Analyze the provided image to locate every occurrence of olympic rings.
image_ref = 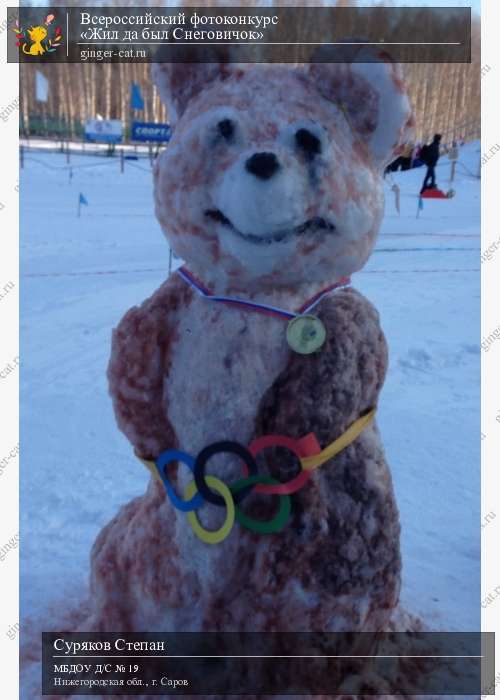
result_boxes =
[230,475,291,534]
[137,409,376,545]
[155,449,204,512]
[245,433,322,495]
[194,441,258,507]
[185,476,235,545]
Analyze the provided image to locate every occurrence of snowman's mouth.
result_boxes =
[205,209,336,245]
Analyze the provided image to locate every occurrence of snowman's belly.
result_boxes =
[165,296,291,478]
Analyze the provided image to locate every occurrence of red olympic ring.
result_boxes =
[244,432,322,495]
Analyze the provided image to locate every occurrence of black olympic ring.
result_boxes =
[193,440,258,507]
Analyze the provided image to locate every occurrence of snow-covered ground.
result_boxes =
[20,143,480,632]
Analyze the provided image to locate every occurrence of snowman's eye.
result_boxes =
[295,128,322,159]
[218,119,235,140]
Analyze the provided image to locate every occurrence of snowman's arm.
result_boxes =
[254,287,388,446]
[253,288,397,599]
[107,276,192,460]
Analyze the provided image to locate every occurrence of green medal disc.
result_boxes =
[286,314,326,354]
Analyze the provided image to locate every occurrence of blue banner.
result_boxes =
[131,121,171,143]
[130,82,144,111]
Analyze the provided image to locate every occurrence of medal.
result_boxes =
[286,314,326,354]
[178,267,348,355]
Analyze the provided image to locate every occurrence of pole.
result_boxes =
[391,183,400,215]
[450,160,455,183]
[120,148,124,173]
[20,144,24,169]
[416,196,422,219]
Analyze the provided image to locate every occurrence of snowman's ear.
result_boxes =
[152,50,233,126]
[304,47,415,168]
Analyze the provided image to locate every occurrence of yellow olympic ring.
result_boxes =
[184,476,235,545]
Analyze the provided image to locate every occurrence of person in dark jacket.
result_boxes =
[420,133,442,192]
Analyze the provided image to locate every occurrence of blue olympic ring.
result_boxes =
[155,449,204,512]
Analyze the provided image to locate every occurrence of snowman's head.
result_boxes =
[153,52,413,293]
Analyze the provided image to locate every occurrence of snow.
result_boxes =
[20,142,480,632]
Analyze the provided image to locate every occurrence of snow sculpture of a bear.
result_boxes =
[92,54,414,695]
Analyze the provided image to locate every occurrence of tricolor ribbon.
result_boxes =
[177,267,351,321]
